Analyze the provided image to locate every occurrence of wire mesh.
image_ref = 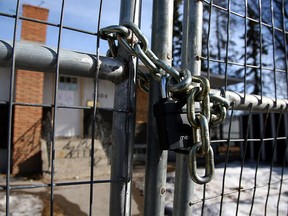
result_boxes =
[185,0,288,215]
[0,0,142,215]
[0,0,288,216]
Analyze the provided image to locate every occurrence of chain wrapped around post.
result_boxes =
[99,23,230,184]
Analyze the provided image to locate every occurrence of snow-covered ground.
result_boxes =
[0,193,43,216]
[134,162,288,215]
[165,162,288,215]
[1,162,287,215]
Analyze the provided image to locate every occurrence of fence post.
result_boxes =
[109,0,140,215]
[173,0,204,215]
[144,0,173,215]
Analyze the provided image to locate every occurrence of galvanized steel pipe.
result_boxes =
[211,89,288,113]
[0,40,125,83]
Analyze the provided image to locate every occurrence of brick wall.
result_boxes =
[12,5,49,175]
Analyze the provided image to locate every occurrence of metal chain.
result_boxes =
[99,23,230,184]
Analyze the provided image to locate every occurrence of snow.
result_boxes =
[0,162,287,215]
[0,193,43,216]
[136,162,288,215]
[167,162,288,215]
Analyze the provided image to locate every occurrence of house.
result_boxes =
[0,4,115,176]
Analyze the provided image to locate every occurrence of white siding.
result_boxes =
[81,78,115,108]
[42,74,115,138]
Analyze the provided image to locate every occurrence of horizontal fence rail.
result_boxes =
[211,89,288,113]
[0,40,125,82]
[1,40,287,113]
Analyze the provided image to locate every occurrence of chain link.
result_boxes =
[100,23,229,184]
[210,94,230,126]
[186,77,214,183]
[189,142,215,184]
[137,70,150,93]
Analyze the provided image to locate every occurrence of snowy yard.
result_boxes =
[0,193,43,216]
[1,162,287,215]
[164,162,288,215]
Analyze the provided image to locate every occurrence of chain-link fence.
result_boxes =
[0,0,287,215]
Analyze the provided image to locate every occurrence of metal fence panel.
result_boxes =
[0,0,139,215]
[1,0,288,216]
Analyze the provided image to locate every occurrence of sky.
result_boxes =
[0,0,153,55]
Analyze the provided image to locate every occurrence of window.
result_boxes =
[59,76,78,91]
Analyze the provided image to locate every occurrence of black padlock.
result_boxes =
[153,97,192,153]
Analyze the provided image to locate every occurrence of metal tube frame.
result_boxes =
[109,0,140,215]
[0,40,125,83]
[144,0,173,215]
[173,0,204,215]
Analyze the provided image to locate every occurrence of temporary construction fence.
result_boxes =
[0,0,287,216]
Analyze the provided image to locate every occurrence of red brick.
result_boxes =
[12,5,48,175]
